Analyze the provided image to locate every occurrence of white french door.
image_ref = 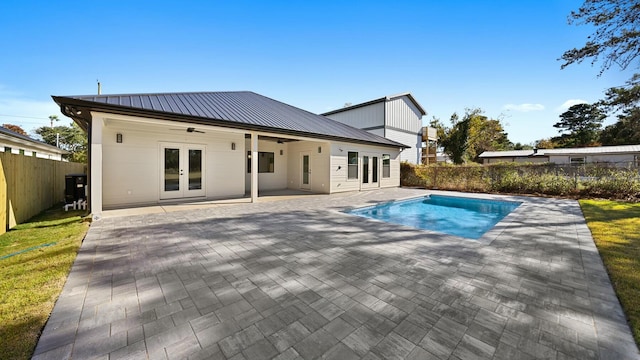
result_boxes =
[160,143,206,199]
[361,154,380,190]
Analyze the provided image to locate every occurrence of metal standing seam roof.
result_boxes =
[478,150,536,158]
[480,144,640,158]
[52,91,408,148]
[321,92,427,117]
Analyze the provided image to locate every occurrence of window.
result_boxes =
[247,151,275,173]
[635,155,640,167]
[348,152,358,179]
[570,157,585,166]
[372,156,378,183]
[382,154,391,178]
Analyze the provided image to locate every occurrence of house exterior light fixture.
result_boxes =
[116,133,123,143]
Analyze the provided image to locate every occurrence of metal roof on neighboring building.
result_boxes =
[543,145,640,155]
[321,92,427,116]
[479,144,640,158]
[0,126,67,153]
[52,91,408,148]
[478,150,536,158]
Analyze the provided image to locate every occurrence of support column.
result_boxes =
[90,117,104,220]
[251,132,258,202]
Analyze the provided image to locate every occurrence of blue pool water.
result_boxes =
[347,195,521,239]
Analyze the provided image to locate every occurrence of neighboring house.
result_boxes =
[479,145,640,166]
[52,91,408,218]
[321,93,427,164]
[0,126,67,160]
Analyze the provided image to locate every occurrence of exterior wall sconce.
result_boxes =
[116,133,123,143]
[280,149,283,156]
[231,142,236,150]
[318,146,322,154]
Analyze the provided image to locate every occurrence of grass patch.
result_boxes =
[580,199,640,346]
[0,208,89,360]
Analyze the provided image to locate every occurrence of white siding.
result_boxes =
[244,139,288,192]
[385,96,423,133]
[286,141,331,193]
[101,117,245,208]
[548,154,638,166]
[329,142,400,193]
[324,102,385,131]
[386,128,421,164]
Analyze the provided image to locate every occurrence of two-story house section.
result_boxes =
[322,93,427,164]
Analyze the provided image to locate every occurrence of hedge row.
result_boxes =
[401,162,640,201]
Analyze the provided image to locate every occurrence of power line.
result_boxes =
[0,113,51,120]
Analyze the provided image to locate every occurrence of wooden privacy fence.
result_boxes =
[0,151,86,234]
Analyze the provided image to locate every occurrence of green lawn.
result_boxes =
[580,199,640,346]
[0,208,89,360]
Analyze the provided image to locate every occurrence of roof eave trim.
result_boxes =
[53,97,406,149]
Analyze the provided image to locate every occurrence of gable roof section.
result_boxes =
[321,92,427,117]
[0,126,67,154]
[52,91,407,148]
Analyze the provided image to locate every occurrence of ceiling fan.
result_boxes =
[169,127,205,133]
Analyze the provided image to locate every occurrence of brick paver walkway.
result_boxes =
[32,189,639,359]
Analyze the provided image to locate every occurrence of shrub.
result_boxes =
[399,161,638,201]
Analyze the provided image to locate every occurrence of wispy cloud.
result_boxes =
[502,103,545,112]
[555,99,588,112]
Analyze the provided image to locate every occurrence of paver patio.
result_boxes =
[32,189,639,359]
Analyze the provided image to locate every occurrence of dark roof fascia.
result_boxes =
[53,96,408,149]
[321,93,427,116]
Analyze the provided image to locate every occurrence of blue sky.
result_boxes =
[0,1,631,144]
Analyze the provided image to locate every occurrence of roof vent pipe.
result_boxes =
[97,79,101,95]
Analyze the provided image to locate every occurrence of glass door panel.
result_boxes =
[372,156,378,183]
[188,149,202,190]
[164,148,180,192]
[362,156,369,184]
[302,155,310,185]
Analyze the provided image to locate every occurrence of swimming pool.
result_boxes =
[347,195,521,239]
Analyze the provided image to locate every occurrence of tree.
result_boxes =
[535,138,559,149]
[561,1,640,145]
[438,108,511,164]
[49,115,59,128]
[467,114,511,161]
[33,120,87,162]
[599,108,640,144]
[560,0,640,75]
[553,103,605,147]
[439,112,469,164]
[2,123,28,136]
[599,74,640,144]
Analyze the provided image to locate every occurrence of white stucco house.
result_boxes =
[479,145,640,166]
[321,93,427,164]
[53,91,408,218]
[0,126,68,160]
